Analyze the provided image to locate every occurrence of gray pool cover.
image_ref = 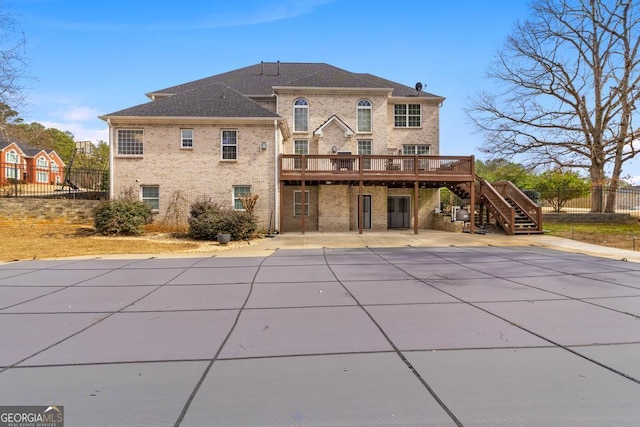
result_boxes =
[1,246,640,426]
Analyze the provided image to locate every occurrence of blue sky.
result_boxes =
[10,0,640,183]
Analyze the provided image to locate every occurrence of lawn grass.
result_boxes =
[544,222,640,251]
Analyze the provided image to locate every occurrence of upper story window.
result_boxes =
[181,129,193,148]
[357,139,372,169]
[221,130,238,160]
[5,149,19,163]
[293,98,309,132]
[37,156,48,168]
[357,99,372,133]
[51,163,59,173]
[294,139,309,155]
[117,129,144,155]
[394,104,421,127]
[402,144,430,155]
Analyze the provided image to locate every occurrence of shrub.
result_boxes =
[187,197,257,241]
[94,199,153,235]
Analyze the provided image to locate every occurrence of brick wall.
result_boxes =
[0,199,99,225]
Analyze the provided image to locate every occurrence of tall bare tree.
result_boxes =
[468,0,640,212]
[0,1,26,109]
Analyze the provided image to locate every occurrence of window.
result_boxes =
[36,157,49,183]
[357,99,372,133]
[357,139,372,169]
[402,144,430,155]
[117,129,144,155]
[181,129,193,148]
[5,149,18,163]
[294,139,308,169]
[51,163,59,173]
[293,190,309,216]
[5,150,19,180]
[293,98,309,132]
[37,156,48,168]
[233,185,251,210]
[402,145,430,171]
[141,185,159,210]
[294,139,309,155]
[222,130,238,160]
[394,104,421,127]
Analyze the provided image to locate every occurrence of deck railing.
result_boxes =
[280,155,474,181]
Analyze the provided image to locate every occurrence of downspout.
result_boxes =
[108,118,114,200]
[274,119,280,232]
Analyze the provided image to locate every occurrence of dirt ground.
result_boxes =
[0,223,259,262]
[1,221,638,262]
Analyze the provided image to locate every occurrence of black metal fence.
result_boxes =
[1,162,108,199]
[528,185,640,214]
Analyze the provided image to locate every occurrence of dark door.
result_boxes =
[387,196,410,228]
[358,195,372,229]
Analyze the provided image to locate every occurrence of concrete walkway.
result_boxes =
[1,232,640,426]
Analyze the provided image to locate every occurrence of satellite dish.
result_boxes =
[415,82,423,92]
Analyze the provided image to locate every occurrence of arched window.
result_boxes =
[357,99,372,133]
[5,149,18,163]
[37,156,49,168]
[293,98,309,132]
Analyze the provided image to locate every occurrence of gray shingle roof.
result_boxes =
[104,82,280,118]
[151,62,441,98]
[104,62,444,119]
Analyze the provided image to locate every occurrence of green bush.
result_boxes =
[94,199,153,235]
[187,197,257,241]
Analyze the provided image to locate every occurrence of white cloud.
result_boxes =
[56,106,101,122]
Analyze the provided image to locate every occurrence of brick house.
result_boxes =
[102,62,497,234]
[0,139,66,185]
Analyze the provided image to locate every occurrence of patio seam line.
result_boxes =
[413,246,640,320]
[443,253,640,320]
[0,258,200,375]
[322,247,465,427]
[0,257,149,311]
[395,248,640,386]
[172,253,268,427]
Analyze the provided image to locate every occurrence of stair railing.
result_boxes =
[477,177,516,235]
[492,181,542,232]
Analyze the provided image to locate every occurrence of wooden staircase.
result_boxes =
[452,177,543,235]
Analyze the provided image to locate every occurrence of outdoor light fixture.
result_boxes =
[260,141,268,150]
[331,145,338,153]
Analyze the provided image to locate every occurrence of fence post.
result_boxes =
[13,164,18,197]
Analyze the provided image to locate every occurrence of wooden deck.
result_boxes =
[280,154,475,184]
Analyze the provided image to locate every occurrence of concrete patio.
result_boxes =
[1,231,640,426]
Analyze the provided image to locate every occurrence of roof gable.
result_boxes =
[314,115,354,138]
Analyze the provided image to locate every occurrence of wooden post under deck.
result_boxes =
[469,179,475,234]
[358,180,364,235]
[301,155,306,235]
[413,180,419,234]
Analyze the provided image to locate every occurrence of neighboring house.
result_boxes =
[0,138,66,185]
[101,62,479,233]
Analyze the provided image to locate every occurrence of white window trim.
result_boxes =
[293,190,310,217]
[117,129,144,156]
[293,98,309,133]
[221,129,238,161]
[181,128,194,149]
[233,185,251,210]
[357,99,373,133]
[140,185,160,211]
[394,104,422,128]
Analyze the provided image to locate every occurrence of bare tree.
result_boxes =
[468,0,640,212]
[0,2,26,109]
